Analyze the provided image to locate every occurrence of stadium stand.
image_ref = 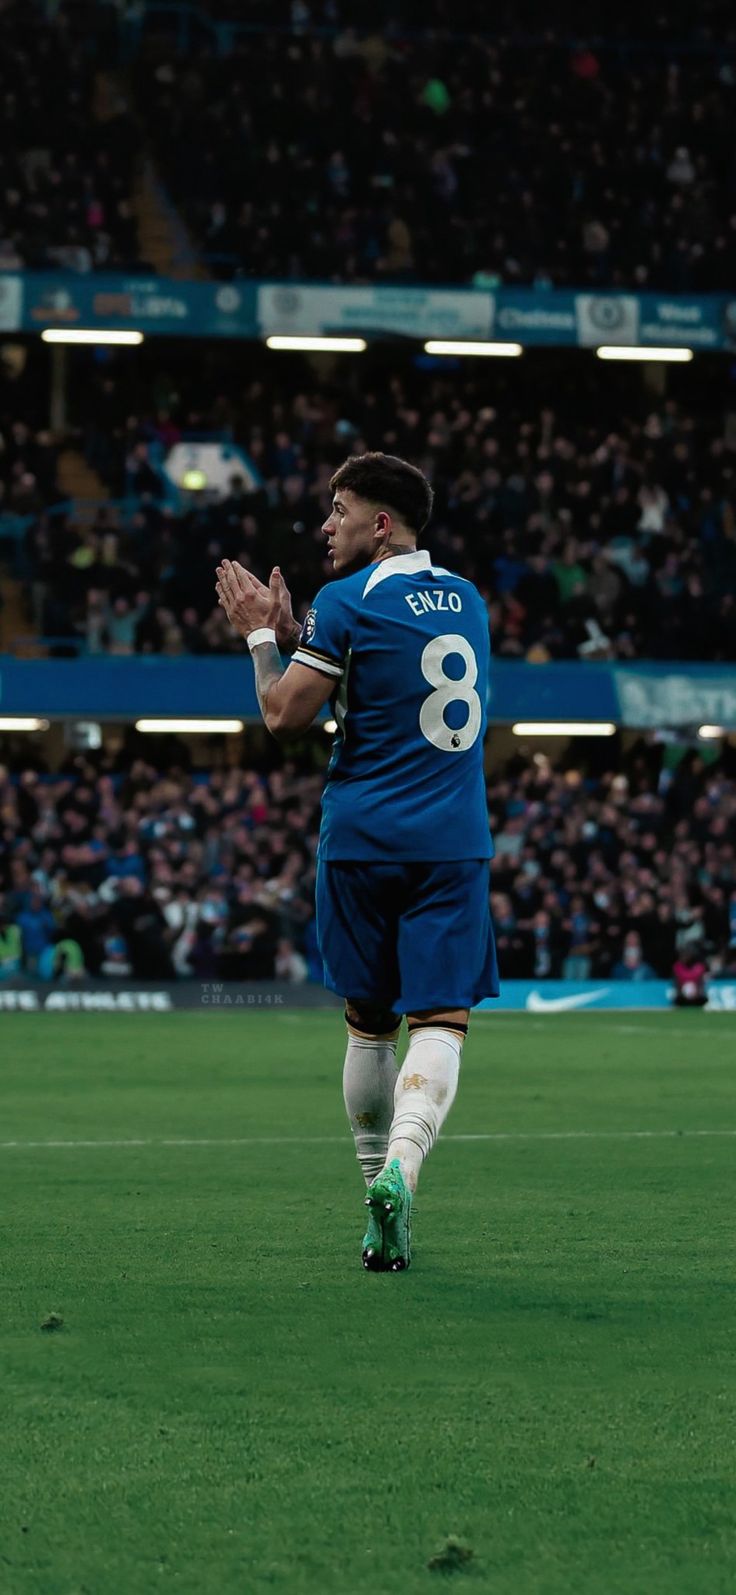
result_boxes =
[1,743,734,983]
[1,3,734,995]
[6,352,736,663]
[0,3,140,273]
[3,0,734,287]
[133,3,736,287]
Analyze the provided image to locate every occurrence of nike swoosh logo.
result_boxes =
[526,989,610,1013]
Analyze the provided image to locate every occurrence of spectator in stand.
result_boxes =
[526,908,565,980]
[0,913,22,977]
[15,887,56,973]
[727,889,736,964]
[672,945,709,1007]
[611,930,657,981]
[38,938,86,980]
[275,937,309,983]
[562,894,596,981]
[100,925,133,979]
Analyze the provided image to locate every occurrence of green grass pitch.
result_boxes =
[2,1010,735,1595]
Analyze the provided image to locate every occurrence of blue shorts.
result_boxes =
[315,859,499,1014]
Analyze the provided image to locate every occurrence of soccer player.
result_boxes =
[215,452,497,1271]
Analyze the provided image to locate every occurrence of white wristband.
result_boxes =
[247,627,277,651]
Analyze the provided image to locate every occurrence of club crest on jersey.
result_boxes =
[301,607,317,642]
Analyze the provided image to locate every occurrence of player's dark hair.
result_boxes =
[329,452,434,536]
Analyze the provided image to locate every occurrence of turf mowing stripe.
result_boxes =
[1,1129,736,1150]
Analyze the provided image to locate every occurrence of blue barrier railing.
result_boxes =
[10,633,92,657]
[0,656,734,728]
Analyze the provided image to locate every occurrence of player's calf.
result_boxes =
[342,1000,401,1189]
[383,1010,468,1194]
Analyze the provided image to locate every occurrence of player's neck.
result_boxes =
[374,540,418,564]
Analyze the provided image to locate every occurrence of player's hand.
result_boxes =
[268,566,300,652]
[215,559,274,639]
[215,560,299,649]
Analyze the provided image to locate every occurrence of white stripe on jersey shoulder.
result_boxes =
[292,648,343,679]
[362,549,433,599]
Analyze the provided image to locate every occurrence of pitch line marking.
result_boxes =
[1,1129,735,1151]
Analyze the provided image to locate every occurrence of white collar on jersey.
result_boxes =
[362,548,433,598]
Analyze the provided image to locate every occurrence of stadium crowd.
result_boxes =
[0,754,321,984]
[0,3,139,274]
[2,0,734,287]
[13,362,736,663]
[1,742,735,985]
[137,10,736,288]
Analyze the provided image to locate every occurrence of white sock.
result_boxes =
[343,1032,399,1186]
[385,1027,462,1192]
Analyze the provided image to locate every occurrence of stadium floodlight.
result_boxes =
[41,329,145,346]
[595,345,693,363]
[0,717,49,731]
[323,719,338,734]
[512,722,617,737]
[424,340,523,357]
[181,469,208,491]
[698,725,725,740]
[265,336,367,352]
[135,719,244,733]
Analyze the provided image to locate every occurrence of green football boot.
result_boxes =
[362,1159,412,1272]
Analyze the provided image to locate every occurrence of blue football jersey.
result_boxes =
[292,549,493,862]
